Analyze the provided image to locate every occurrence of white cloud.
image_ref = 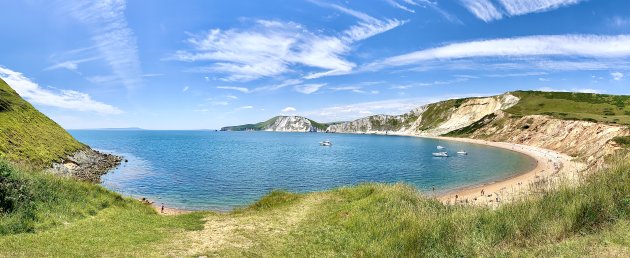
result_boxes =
[460,0,503,22]
[173,4,403,82]
[44,57,99,71]
[537,87,602,94]
[386,0,416,13]
[371,34,630,69]
[216,86,250,93]
[611,72,624,81]
[294,83,326,94]
[0,67,122,115]
[225,95,238,100]
[461,0,584,22]
[329,86,380,94]
[497,0,584,16]
[237,105,253,110]
[182,86,189,92]
[281,107,297,113]
[64,1,143,89]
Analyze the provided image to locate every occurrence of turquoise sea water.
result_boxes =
[69,130,536,211]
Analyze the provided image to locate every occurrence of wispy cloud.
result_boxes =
[460,0,503,22]
[329,86,379,94]
[460,0,584,22]
[236,105,253,110]
[294,83,327,94]
[44,57,99,72]
[172,2,403,82]
[369,34,630,71]
[537,87,602,94]
[497,0,584,16]
[281,106,297,113]
[0,66,122,114]
[182,86,190,92]
[611,71,624,81]
[216,86,250,93]
[63,0,143,89]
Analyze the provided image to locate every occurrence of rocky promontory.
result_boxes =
[48,148,123,183]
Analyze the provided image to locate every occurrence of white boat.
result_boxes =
[432,151,448,157]
[319,140,332,146]
[457,150,468,155]
[436,145,446,150]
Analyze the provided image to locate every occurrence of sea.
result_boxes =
[69,130,536,211]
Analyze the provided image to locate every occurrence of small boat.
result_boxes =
[432,151,448,157]
[436,145,446,150]
[457,150,468,155]
[319,140,332,146]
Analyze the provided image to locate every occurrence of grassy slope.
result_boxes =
[220,116,280,131]
[507,91,630,125]
[0,161,206,257]
[0,78,84,167]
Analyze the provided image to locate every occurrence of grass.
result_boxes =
[0,78,84,168]
[1,154,629,256]
[506,91,630,125]
[189,154,630,257]
[0,160,206,257]
[612,136,630,148]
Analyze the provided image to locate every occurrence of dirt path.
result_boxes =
[158,194,328,256]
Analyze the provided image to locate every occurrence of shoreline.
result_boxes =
[322,131,585,206]
[424,136,583,206]
[131,131,584,213]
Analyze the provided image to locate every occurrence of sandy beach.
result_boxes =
[428,136,586,207]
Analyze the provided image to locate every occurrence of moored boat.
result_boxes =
[320,140,332,146]
[432,151,448,157]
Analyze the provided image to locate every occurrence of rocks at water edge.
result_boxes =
[47,148,122,183]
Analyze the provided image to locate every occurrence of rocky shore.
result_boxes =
[48,148,123,183]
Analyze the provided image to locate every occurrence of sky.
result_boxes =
[0,0,629,130]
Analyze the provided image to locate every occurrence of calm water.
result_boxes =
[69,130,536,211]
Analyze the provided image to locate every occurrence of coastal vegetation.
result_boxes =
[0,160,206,256]
[0,79,84,168]
[506,91,630,125]
[1,154,628,256]
[1,79,629,256]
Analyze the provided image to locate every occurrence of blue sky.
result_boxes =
[1,0,629,129]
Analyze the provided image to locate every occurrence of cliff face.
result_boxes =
[326,93,519,135]
[263,116,323,132]
[468,112,629,167]
[221,116,325,132]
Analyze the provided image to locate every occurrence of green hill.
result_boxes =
[0,78,84,168]
[220,116,280,131]
[507,91,630,125]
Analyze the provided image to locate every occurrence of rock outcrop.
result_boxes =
[263,116,323,132]
[221,116,326,132]
[326,93,519,135]
[48,148,123,183]
[468,112,629,168]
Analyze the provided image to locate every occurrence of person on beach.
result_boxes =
[161,204,164,214]
[481,189,485,196]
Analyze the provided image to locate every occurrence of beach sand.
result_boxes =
[428,136,586,207]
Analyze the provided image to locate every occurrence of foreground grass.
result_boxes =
[1,156,629,257]
[0,161,206,257]
[188,156,630,257]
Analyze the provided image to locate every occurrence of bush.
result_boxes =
[0,162,32,214]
